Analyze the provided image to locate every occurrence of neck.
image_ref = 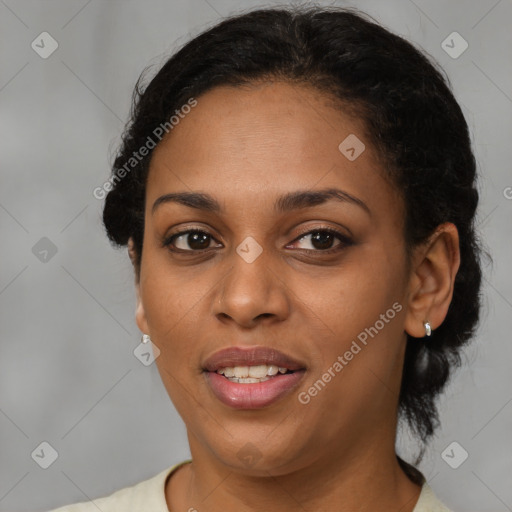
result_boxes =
[166,434,422,512]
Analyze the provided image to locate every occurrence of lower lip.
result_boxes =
[204,370,305,409]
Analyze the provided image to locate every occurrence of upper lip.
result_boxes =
[203,346,306,372]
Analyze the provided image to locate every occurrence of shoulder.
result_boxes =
[413,482,454,512]
[48,461,191,512]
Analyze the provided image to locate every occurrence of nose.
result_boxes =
[212,248,290,328]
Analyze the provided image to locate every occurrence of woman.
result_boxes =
[51,5,482,511]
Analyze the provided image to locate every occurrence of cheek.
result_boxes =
[140,268,204,365]
[296,253,407,396]
[143,273,205,411]
[301,258,402,335]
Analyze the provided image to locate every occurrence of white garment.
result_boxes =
[48,460,453,512]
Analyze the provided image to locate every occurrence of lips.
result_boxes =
[203,346,305,372]
[202,346,307,409]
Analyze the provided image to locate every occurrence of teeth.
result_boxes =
[216,364,290,379]
[267,365,279,376]
[230,377,271,384]
[248,365,268,378]
[233,366,249,378]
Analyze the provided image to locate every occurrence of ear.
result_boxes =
[128,237,149,335]
[404,223,460,338]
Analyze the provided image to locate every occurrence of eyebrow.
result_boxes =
[151,187,370,216]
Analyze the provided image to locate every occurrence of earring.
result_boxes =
[141,334,151,344]
[423,321,432,337]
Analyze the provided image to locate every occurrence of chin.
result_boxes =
[204,436,307,477]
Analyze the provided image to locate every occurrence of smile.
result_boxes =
[203,346,307,409]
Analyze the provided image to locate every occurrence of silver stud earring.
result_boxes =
[141,333,151,344]
[423,321,432,337]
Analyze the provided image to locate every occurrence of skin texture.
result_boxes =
[128,81,460,512]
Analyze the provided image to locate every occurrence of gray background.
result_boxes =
[0,0,511,511]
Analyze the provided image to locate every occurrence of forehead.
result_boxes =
[146,81,400,219]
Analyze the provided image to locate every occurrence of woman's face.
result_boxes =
[136,81,413,474]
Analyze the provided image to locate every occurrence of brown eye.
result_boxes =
[291,228,351,253]
[308,231,336,250]
[165,230,219,252]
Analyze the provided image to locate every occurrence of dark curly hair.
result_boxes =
[101,5,483,474]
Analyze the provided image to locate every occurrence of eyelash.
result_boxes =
[162,226,352,255]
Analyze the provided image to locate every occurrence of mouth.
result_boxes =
[202,346,307,409]
[215,363,295,383]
